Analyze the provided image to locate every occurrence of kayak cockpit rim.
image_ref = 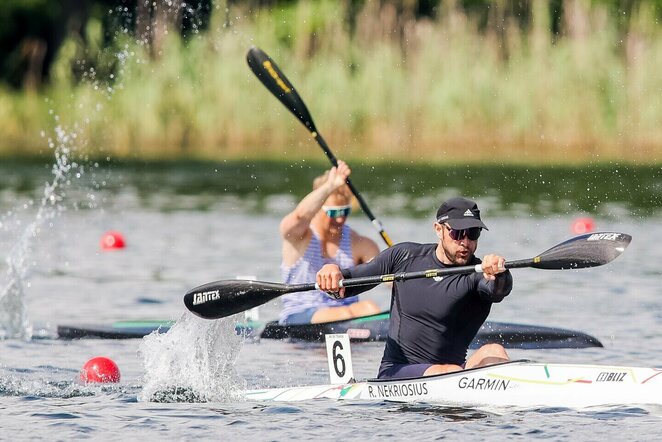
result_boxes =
[364,359,532,383]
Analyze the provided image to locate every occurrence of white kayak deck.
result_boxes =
[245,360,662,409]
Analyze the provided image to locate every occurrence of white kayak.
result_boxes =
[245,360,662,409]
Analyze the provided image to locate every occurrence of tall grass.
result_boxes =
[1,0,661,164]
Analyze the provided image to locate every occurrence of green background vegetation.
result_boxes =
[1,0,661,164]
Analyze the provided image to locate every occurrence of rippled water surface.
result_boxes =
[0,161,660,440]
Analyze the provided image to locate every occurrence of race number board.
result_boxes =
[325,333,354,384]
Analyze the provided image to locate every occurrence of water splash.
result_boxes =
[138,312,246,403]
[0,368,136,399]
[0,376,100,399]
[0,126,80,340]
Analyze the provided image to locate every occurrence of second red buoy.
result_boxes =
[100,231,126,250]
[571,217,596,234]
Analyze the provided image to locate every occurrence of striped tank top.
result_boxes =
[279,224,357,323]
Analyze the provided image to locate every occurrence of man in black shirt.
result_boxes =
[316,197,513,380]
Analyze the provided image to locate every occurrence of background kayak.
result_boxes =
[57,313,603,349]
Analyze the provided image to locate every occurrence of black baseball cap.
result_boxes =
[436,197,488,230]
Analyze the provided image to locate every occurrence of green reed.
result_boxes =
[1,0,661,164]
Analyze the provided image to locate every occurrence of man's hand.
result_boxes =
[327,160,351,191]
[317,263,346,298]
[481,254,506,281]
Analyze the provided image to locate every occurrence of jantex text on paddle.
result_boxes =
[192,290,220,306]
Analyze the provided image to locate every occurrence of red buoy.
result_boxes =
[80,357,121,383]
[571,217,596,235]
[100,231,125,250]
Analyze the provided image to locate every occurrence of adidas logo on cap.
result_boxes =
[464,209,474,217]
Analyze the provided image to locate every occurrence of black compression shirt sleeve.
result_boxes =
[476,269,513,302]
[340,247,397,298]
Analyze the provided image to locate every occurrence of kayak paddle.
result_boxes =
[184,231,631,320]
[246,46,393,247]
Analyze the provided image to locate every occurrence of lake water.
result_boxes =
[0,159,660,440]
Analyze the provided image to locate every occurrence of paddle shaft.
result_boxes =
[313,131,392,246]
[297,258,534,292]
[246,47,393,247]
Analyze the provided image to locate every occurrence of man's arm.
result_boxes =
[317,246,396,298]
[477,253,512,302]
[279,161,351,242]
[477,271,513,302]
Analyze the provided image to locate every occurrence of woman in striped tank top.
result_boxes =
[279,160,381,325]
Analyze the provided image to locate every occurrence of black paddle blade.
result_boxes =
[529,232,631,270]
[183,279,290,320]
[246,46,317,133]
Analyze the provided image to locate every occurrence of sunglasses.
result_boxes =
[322,205,352,218]
[444,224,482,241]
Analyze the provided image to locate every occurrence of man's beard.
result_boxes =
[443,244,472,265]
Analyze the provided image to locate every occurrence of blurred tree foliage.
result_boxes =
[1,0,661,90]
[0,0,88,89]
[0,0,212,89]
